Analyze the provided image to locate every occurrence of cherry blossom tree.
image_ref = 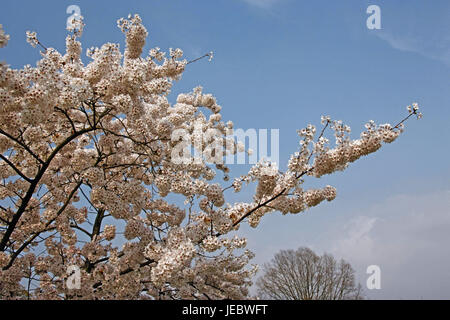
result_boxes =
[0,16,421,299]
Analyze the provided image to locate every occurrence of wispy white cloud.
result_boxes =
[241,0,282,9]
[246,188,450,299]
[375,31,450,67]
[369,2,450,67]
[325,189,450,299]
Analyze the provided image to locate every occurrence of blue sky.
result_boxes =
[1,0,449,299]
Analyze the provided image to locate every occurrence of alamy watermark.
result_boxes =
[66,265,81,290]
[366,265,381,290]
[171,124,280,167]
[66,5,82,30]
[366,5,381,30]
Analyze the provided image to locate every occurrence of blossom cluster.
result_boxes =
[0,24,9,48]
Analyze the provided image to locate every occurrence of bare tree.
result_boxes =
[257,247,363,300]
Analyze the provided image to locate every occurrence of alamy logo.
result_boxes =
[66,265,81,290]
[171,124,279,166]
[366,5,381,30]
[366,265,381,289]
[66,5,82,30]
